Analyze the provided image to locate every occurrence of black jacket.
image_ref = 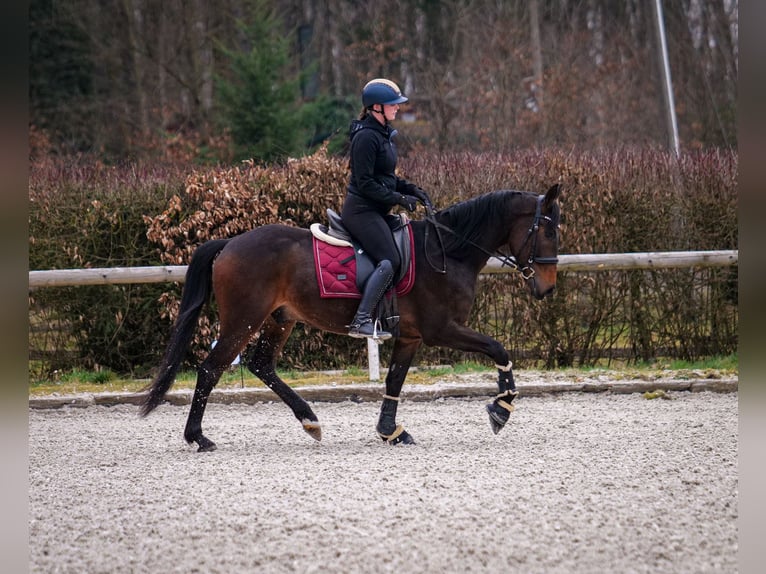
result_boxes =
[347,115,415,213]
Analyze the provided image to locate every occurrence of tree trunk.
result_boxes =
[529,0,544,109]
[123,0,150,137]
[191,0,213,136]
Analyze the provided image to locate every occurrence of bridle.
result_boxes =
[515,193,559,279]
[423,194,558,280]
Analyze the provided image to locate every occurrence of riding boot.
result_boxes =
[348,260,394,339]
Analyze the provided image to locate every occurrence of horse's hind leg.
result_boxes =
[184,337,244,452]
[245,312,321,441]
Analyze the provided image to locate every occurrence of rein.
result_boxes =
[423,203,448,274]
[422,194,557,279]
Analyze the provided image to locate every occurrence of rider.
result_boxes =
[342,78,430,339]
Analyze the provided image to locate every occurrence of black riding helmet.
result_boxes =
[362,78,409,109]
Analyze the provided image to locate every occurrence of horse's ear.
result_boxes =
[543,183,561,208]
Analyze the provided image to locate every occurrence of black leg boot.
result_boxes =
[376,395,415,445]
[486,361,518,434]
[348,260,394,340]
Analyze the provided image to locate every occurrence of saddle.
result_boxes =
[310,209,415,299]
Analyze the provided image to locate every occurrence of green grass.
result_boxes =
[417,361,492,378]
[28,355,737,397]
[61,369,116,385]
[667,354,738,371]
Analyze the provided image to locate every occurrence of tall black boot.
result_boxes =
[348,260,394,340]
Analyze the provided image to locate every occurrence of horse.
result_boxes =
[140,184,562,450]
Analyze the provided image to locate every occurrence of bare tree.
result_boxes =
[29,0,738,158]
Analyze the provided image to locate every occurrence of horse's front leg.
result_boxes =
[376,336,421,445]
[427,323,518,435]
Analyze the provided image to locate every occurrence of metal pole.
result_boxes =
[653,0,680,155]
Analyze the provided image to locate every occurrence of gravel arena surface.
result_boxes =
[29,383,738,573]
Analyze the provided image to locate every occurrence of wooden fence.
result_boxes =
[28,250,738,288]
[28,250,739,380]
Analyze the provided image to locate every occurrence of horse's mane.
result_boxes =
[434,190,526,258]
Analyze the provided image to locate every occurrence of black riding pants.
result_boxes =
[341,194,401,274]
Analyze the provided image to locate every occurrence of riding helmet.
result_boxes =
[362,78,409,108]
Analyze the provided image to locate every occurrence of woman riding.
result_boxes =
[342,78,430,340]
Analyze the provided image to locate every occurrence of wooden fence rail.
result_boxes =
[28,250,738,381]
[29,250,738,288]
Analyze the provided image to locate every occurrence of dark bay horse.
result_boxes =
[141,184,561,450]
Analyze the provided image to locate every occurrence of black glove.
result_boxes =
[409,186,432,206]
[397,194,418,212]
[401,182,430,203]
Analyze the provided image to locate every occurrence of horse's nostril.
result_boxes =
[535,284,555,299]
[544,285,555,297]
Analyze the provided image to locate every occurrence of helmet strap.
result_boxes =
[369,104,388,125]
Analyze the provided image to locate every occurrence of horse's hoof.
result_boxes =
[486,403,510,435]
[301,419,322,442]
[196,437,217,452]
[378,424,416,445]
[393,430,416,445]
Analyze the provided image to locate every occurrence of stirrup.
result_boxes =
[348,319,391,341]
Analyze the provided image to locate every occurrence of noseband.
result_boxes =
[424,194,558,279]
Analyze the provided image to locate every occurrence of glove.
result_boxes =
[397,194,418,212]
[401,182,430,203]
[409,186,432,206]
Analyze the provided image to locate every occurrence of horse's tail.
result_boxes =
[140,238,230,417]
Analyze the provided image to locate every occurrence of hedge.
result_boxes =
[29,146,737,379]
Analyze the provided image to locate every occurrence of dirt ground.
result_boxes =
[29,385,737,573]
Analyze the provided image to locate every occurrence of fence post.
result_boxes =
[367,338,380,381]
